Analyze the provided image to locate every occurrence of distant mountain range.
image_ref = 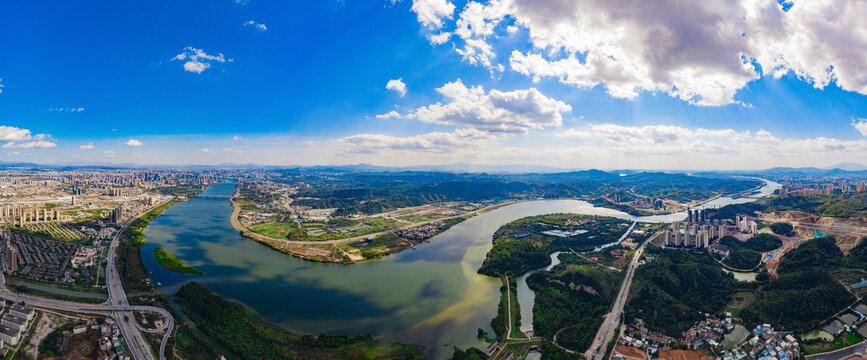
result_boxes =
[828,162,867,171]
[2,160,866,176]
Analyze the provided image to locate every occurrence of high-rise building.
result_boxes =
[684,224,692,246]
[110,206,124,223]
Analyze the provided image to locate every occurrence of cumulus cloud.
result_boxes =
[853,118,867,136]
[383,79,571,134]
[417,0,867,107]
[79,143,95,150]
[427,32,452,45]
[0,78,4,93]
[244,20,267,31]
[233,135,242,141]
[104,151,116,157]
[1,125,54,150]
[0,126,35,141]
[202,148,215,153]
[172,47,230,74]
[746,0,867,96]
[386,78,408,97]
[125,139,144,147]
[223,147,243,153]
[376,110,401,119]
[411,0,455,29]
[335,128,494,153]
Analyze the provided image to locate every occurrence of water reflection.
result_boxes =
[140,179,779,359]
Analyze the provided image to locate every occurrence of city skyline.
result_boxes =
[2,0,867,169]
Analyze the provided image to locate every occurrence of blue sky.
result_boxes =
[2,0,867,169]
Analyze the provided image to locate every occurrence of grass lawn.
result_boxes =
[397,213,442,223]
[250,217,401,241]
[249,221,297,238]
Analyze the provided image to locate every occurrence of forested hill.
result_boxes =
[713,192,867,219]
[740,237,857,332]
[289,170,761,216]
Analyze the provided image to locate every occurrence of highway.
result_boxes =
[104,202,174,360]
[0,201,175,360]
[0,282,173,360]
[585,231,660,360]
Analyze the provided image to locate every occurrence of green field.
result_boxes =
[248,217,400,241]
[154,247,204,275]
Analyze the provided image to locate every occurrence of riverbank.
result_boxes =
[229,192,516,263]
[136,179,779,360]
[118,185,205,292]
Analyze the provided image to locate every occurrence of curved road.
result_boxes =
[0,200,176,360]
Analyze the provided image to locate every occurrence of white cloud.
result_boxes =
[386,78,408,97]
[2,141,56,149]
[104,150,116,157]
[0,125,55,149]
[854,118,867,136]
[552,123,867,158]
[557,128,593,138]
[376,110,401,119]
[0,78,5,93]
[172,47,230,74]
[79,143,95,150]
[125,139,144,147]
[244,20,267,31]
[223,147,243,153]
[397,79,571,134]
[233,135,242,141]
[49,107,85,112]
[202,148,215,153]
[746,0,867,97]
[427,32,452,45]
[411,0,455,29]
[0,126,35,141]
[336,128,494,153]
[418,0,867,107]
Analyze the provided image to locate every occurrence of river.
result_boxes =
[141,179,779,359]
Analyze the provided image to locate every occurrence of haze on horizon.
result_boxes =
[1,0,867,170]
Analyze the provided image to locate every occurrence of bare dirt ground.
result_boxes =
[614,345,649,360]
[659,349,713,360]
[22,313,61,359]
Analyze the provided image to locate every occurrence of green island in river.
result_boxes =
[154,247,204,275]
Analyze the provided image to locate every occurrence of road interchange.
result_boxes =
[0,201,175,360]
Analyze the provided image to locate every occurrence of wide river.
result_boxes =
[141,179,779,359]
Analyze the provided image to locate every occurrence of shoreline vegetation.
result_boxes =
[153,247,204,275]
[118,184,206,292]
[171,282,423,359]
